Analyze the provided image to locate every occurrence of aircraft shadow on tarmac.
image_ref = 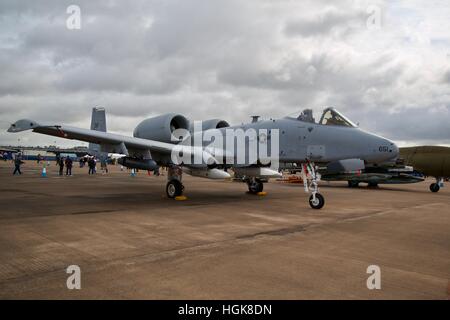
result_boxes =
[68,187,274,209]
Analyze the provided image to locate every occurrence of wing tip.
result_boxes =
[7,119,41,133]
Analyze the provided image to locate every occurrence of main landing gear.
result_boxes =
[247,178,264,194]
[429,178,443,193]
[301,162,325,209]
[166,179,184,198]
[348,181,359,188]
[166,166,184,198]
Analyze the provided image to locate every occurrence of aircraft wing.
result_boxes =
[7,119,204,159]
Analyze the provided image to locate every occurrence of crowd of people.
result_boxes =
[8,153,165,177]
[1,152,12,161]
[55,155,106,176]
[57,156,73,176]
[9,154,110,176]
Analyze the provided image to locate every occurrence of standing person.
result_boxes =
[13,154,23,175]
[58,157,64,176]
[100,158,108,174]
[88,157,96,175]
[65,157,73,176]
[93,158,97,174]
[36,154,41,164]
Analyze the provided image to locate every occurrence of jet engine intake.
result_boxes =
[133,113,190,143]
[191,119,230,132]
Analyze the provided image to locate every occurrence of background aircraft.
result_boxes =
[313,146,449,192]
[7,107,399,209]
[400,146,450,192]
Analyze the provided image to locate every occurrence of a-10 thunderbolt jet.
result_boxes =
[7,107,398,209]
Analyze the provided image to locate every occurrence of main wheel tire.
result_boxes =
[166,179,183,198]
[248,180,264,194]
[348,181,359,188]
[309,193,325,209]
[367,182,379,188]
[429,183,440,193]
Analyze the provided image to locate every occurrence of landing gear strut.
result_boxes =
[301,162,325,209]
[166,165,184,198]
[247,179,264,194]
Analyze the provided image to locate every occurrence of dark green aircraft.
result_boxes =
[400,146,450,192]
[318,146,449,192]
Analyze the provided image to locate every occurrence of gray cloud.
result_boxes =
[0,0,449,147]
[284,7,366,37]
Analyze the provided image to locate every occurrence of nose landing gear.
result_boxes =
[302,162,325,209]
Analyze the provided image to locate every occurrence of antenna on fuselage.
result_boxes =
[251,116,260,123]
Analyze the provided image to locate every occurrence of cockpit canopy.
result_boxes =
[294,107,357,128]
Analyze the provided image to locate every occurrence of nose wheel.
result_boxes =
[309,193,325,209]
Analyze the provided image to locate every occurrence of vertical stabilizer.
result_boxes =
[90,107,107,132]
[89,107,107,155]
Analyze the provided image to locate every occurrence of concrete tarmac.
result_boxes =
[0,161,448,299]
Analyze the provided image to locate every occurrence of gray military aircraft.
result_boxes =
[7,107,399,209]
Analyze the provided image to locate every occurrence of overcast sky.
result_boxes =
[0,0,449,147]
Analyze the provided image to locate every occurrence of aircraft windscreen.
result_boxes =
[319,108,357,127]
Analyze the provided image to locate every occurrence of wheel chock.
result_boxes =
[257,192,267,196]
[175,195,188,201]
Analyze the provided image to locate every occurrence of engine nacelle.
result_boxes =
[118,157,159,171]
[190,119,230,132]
[133,113,190,143]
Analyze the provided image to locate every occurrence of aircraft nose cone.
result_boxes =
[390,142,399,158]
[385,139,399,160]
